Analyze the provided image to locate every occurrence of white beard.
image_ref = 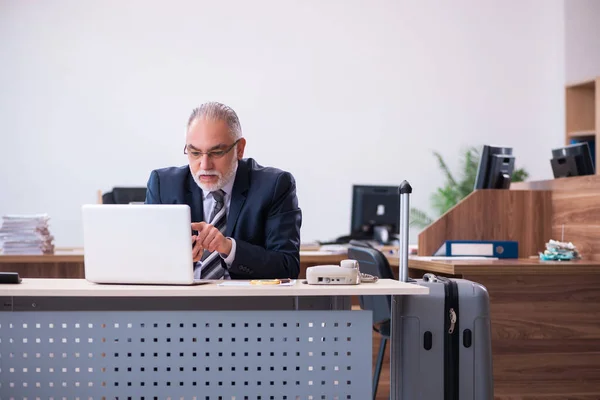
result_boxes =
[190,157,238,192]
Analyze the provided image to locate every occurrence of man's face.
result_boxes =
[185,118,246,192]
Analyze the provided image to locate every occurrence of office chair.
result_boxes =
[347,241,395,400]
[99,187,147,204]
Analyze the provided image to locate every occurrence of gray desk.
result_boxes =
[0,278,427,399]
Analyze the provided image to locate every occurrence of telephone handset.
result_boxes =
[305,259,378,285]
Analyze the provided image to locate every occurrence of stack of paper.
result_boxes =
[0,214,55,255]
[539,239,580,261]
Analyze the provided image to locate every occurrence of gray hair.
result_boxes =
[186,102,242,140]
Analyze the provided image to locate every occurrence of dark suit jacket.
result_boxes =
[145,158,302,279]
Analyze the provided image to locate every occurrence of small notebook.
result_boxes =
[218,279,296,287]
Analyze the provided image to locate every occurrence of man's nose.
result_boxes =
[199,154,214,169]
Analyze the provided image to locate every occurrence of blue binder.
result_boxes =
[434,240,518,258]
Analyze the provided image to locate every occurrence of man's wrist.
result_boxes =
[219,237,233,256]
[220,237,237,266]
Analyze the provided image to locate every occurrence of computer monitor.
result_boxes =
[474,145,515,190]
[550,142,595,178]
[350,185,400,244]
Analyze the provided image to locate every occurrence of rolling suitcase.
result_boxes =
[392,180,494,399]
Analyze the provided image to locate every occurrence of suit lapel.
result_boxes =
[185,171,204,227]
[226,160,249,237]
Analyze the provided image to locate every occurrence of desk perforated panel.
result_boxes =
[0,310,371,399]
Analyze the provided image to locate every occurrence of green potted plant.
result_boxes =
[410,146,529,228]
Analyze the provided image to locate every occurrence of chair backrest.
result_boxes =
[347,241,394,325]
[101,187,147,204]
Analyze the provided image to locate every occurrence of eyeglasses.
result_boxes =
[184,139,241,160]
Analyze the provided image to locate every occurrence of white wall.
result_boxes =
[0,0,565,247]
[565,0,600,84]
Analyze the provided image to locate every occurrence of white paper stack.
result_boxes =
[0,214,55,255]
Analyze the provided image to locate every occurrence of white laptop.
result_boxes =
[82,204,206,285]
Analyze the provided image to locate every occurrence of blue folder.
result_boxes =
[434,240,518,258]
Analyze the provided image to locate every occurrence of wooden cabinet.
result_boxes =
[565,77,600,171]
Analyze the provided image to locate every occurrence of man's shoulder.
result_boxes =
[147,166,191,194]
[243,158,294,181]
[151,165,190,180]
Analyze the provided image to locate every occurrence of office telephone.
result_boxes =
[305,259,378,285]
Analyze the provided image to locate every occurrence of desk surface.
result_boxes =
[8,251,596,276]
[0,249,83,263]
[0,249,401,266]
[0,278,428,297]
[408,256,600,275]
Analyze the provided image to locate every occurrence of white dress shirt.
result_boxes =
[200,171,237,279]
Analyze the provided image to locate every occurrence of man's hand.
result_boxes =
[191,222,232,261]
[191,235,203,262]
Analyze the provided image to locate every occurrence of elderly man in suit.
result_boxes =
[145,102,302,279]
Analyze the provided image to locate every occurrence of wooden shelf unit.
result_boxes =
[565,77,600,172]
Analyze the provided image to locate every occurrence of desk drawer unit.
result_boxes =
[0,296,372,400]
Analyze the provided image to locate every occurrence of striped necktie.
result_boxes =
[199,189,228,279]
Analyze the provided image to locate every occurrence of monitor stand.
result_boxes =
[494,172,512,189]
[373,226,390,244]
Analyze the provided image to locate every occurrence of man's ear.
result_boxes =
[236,138,246,159]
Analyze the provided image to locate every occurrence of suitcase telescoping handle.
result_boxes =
[399,180,412,283]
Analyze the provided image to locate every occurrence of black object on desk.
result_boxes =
[102,187,147,204]
[0,272,22,284]
[551,142,595,178]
